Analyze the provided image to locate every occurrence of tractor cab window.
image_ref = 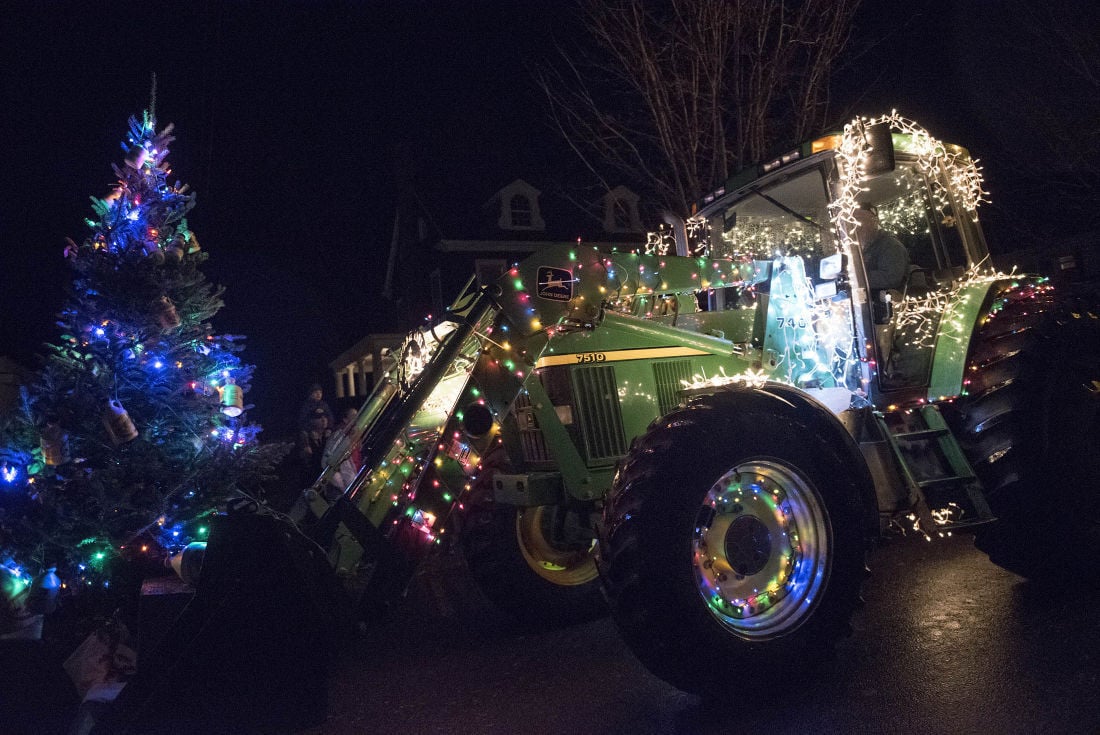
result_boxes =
[858,159,980,292]
[861,163,938,275]
[934,202,969,273]
[859,161,959,391]
[704,165,834,314]
[707,166,834,266]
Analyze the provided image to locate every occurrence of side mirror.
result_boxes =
[863,121,896,176]
[819,252,846,281]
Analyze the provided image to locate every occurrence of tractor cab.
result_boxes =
[691,116,993,402]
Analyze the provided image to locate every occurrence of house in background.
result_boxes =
[328,176,653,400]
[386,176,649,316]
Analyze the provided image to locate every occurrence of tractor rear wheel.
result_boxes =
[462,451,607,628]
[951,282,1100,582]
[599,391,868,695]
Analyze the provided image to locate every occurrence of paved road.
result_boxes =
[301,531,1099,735]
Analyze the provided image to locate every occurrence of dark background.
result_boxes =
[3,0,1097,440]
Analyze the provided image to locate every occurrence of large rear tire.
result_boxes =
[599,391,869,696]
[951,281,1100,582]
[462,451,607,628]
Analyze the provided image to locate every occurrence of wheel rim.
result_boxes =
[691,459,831,640]
[516,506,599,586]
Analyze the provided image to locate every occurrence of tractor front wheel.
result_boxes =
[600,392,869,695]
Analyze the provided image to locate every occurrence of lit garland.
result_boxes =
[831,110,990,277]
[891,261,1020,353]
[718,219,822,260]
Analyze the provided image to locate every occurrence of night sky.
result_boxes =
[2,0,1095,439]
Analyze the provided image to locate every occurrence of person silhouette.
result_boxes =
[854,204,909,292]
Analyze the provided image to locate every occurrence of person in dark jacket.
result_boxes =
[854,204,909,292]
[297,383,334,432]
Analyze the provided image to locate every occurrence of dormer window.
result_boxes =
[603,186,642,233]
[510,194,532,228]
[495,179,545,231]
[612,201,632,230]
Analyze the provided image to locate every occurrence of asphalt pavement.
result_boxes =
[302,531,1100,735]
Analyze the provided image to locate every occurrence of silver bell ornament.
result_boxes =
[103,398,139,445]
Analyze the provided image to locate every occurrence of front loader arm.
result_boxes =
[308,279,501,582]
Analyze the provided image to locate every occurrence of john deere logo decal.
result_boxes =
[536,266,573,302]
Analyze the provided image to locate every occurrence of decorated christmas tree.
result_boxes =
[0,111,286,628]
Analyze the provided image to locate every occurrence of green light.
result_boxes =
[443,493,453,502]
[197,526,208,536]
[513,279,524,290]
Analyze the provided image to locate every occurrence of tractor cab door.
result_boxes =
[850,157,980,394]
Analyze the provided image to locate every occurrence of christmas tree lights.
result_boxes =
[0,111,286,620]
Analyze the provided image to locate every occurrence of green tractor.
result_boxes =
[167,113,1099,713]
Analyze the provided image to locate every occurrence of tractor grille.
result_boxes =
[572,365,627,463]
[653,359,693,416]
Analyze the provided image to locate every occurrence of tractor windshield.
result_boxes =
[705,166,835,265]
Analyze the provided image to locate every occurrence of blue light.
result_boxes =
[94,327,105,337]
[1,465,17,484]
[152,360,164,369]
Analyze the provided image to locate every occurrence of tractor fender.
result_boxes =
[685,381,880,540]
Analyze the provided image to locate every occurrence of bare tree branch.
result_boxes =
[539,0,860,216]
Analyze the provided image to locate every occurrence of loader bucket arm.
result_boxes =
[308,278,500,586]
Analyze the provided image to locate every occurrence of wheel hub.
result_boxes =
[724,515,772,577]
[691,459,830,640]
[516,506,599,586]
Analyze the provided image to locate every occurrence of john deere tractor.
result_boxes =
[157,114,1097,713]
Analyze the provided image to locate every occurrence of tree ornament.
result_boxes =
[144,240,165,264]
[166,542,206,586]
[186,232,201,255]
[124,144,148,169]
[26,567,61,616]
[102,398,139,445]
[165,234,186,262]
[220,378,244,417]
[154,295,181,330]
[40,421,71,466]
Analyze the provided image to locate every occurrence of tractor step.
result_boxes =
[881,405,994,529]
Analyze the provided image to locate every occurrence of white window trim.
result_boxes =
[496,180,545,231]
[603,186,642,233]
